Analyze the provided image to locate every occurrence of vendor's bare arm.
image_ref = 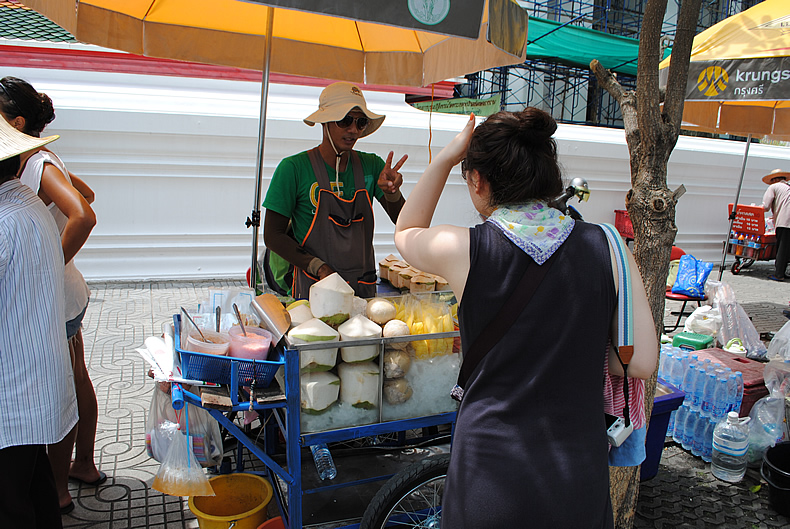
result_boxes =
[263,209,321,272]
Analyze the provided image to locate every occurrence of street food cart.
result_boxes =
[170,290,460,529]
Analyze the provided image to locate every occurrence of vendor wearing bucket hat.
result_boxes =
[0,117,78,528]
[762,169,790,281]
[263,82,408,298]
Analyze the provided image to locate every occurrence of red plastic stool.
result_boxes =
[664,292,707,333]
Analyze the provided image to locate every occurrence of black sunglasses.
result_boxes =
[461,159,468,180]
[335,114,369,131]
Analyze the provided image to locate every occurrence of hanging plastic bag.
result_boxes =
[767,320,790,361]
[683,305,722,339]
[152,407,215,497]
[671,254,713,297]
[711,282,768,360]
[145,384,223,467]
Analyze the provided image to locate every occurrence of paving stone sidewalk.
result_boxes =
[60,261,789,528]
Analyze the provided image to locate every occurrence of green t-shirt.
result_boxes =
[263,149,386,244]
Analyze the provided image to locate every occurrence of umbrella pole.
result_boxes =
[248,6,275,292]
[717,134,752,280]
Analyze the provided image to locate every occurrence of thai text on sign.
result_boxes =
[728,204,765,235]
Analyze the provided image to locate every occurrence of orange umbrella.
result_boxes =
[25,0,528,286]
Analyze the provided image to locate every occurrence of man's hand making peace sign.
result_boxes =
[378,151,409,196]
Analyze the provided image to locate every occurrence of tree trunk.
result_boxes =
[591,0,703,526]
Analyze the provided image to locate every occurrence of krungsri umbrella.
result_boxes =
[24,0,529,286]
[659,0,790,278]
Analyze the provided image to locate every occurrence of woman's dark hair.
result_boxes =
[0,77,55,137]
[465,107,562,207]
[0,155,21,181]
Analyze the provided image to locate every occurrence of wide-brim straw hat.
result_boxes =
[304,82,385,138]
[0,116,58,162]
[762,168,790,185]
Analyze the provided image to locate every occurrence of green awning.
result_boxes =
[526,16,640,77]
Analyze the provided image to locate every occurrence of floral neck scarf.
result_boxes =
[486,201,575,264]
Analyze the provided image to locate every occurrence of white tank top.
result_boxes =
[20,151,90,321]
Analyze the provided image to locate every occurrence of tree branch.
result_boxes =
[664,0,705,130]
[636,0,669,146]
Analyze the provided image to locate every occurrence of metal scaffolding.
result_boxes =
[458,0,761,128]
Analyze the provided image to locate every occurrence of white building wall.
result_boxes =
[4,64,789,281]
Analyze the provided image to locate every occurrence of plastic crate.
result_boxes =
[173,315,283,387]
[672,332,714,351]
[641,378,684,481]
[614,209,634,239]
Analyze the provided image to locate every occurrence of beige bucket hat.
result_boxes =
[762,168,790,185]
[0,116,58,162]
[304,82,385,138]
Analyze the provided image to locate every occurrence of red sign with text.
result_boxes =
[728,204,765,235]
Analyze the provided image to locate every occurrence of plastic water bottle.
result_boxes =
[733,372,744,414]
[701,372,717,417]
[310,443,337,480]
[682,409,699,451]
[690,367,705,411]
[725,373,738,413]
[712,377,729,419]
[692,410,706,457]
[702,418,715,463]
[711,412,751,483]
[673,403,690,445]
[669,351,685,388]
[659,349,673,380]
[681,364,697,394]
[667,409,676,438]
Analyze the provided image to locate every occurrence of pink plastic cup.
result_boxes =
[228,326,273,361]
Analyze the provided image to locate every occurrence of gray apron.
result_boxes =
[292,148,377,299]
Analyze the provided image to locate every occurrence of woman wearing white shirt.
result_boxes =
[0,76,102,515]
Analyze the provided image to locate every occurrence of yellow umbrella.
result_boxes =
[659,0,790,278]
[23,0,528,288]
[659,0,790,140]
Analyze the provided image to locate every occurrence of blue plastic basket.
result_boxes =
[173,315,283,387]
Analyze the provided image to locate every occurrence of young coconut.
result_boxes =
[309,272,354,326]
[338,361,380,410]
[351,296,368,318]
[287,303,314,328]
[300,371,340,414]
[383,378,413,405]
[338,314,382,363]
[383,348,411,378]
[288,318,339,372]
[366,298,397,325]
[383,319,410,350]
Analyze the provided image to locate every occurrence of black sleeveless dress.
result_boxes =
[442,221,616,529]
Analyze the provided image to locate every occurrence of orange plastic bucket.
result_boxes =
[257,516,286,529]
[189,474,272,529]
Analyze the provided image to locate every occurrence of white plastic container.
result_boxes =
[186,330,230,356]
[711,411,751,483]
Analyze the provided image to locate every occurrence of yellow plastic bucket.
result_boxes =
[189,473,273,529]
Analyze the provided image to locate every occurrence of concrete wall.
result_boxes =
[4,64,790,281]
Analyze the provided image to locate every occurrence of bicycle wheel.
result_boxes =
[360,453,450,529]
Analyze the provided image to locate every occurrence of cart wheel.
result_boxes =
[360,453,449,529]
[741,258,755,269]
[731,260,741,274]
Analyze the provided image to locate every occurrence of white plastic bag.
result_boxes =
[712,282,768,360]
[767,320,790,361]
[145,384,223,467]
[746,395,786,466]
[683,305,722,339]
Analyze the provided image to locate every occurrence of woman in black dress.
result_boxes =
[394,108,656,528]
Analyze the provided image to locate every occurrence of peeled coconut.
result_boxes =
[300,371,340,414]
[383,319,410,350]
[383,348,411,378]
[383,378,413,405]
[309,273,354,326]
[288,318,339,372]
[338,314,382,363]
[366,298,397,325]
[338,361,380,410]
[287,303,314,328]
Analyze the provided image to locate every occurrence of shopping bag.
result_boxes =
[671,254,713,297]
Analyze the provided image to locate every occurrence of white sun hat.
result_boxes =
[304,82,385,138]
